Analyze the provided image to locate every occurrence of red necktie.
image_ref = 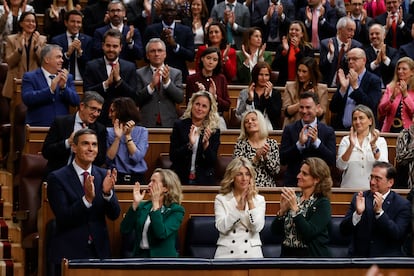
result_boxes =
[391,15,397,48]
[82,171,93,243]
[311,8,319,49]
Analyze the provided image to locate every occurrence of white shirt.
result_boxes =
[337,133,389,189]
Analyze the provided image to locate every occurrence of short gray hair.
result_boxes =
[336,16,355,31]
[145,38,166,53]
[82,91,104,105]
[40,44,62,64]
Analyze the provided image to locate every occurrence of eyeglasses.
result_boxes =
[85,103,102,114]
[352,3,363,6]
[346,56,363,62]
[369,175,386,182]
[109,9,123,13]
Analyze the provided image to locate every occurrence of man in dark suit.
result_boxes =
[364,23,398,88]
[137,38,184,128]
[92,0,144,63]
[42,91,106,175]
[340,161,411,257]
[399,23,414,59]
[82,0,110,36]
[210,0,251,49]
[126,0,161,41]
[84,29,138,126]
[349,0,374,46]
[144,0,195,81]
[280,92,336,186]
[329,48,382,130]
[374,0,413,49]
[319,16,363,87]
[51,9,93,81]
[47,128,120,275]
[22,44,80,127]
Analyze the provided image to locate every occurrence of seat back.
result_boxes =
[328,216,351,257]
[214,155,233,185]
[260,216,282,257]
[185,215,219,258]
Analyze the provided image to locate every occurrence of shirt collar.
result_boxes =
[162,21,175,30]
[104,56,119,66]
[41,67,56,79]
[110,22,124,32]
[301,117,318,127]
[66,31,78,39]
[72,159,92,175]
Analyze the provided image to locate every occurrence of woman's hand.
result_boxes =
[150,179,163,210]
[258,43,266,61]
[398,80,408,98]
[282,36,289,51]
[370,129,379,146]
[188,124,198,146]
[248,82,255,101]
[124,120,135,136]
[113,119,124,138]
[255,142,270,163]
[208,78,217,98]
[195,81,206,91]
[290,36,299,48]
[264,81,272,99]
[202,127,212,150]
[349,126,357,147]
[241,44,251,62]
[132,182,145,210]
[281,187,298,213]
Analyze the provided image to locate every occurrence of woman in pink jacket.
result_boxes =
[378,57,414,133]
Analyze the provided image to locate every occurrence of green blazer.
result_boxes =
[271,196,332,257]
[120,201,185,257]
[236,51,273,84]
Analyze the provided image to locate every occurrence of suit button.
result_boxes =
[232,240,235,243]
[245,229,249,233]
[245,240,248,243]
[230,250,234,254]
[233,230,236,234]
[244,250,248,254]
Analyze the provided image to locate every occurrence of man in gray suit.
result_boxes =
[136,38,184,128]
[210,0,251,49]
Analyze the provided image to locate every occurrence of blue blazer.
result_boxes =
[93,25,144,62]
[329,70,382,130]
[22,68,80,126]
[120,201,185,257]
[50,33,93,79]
[47,164,121,263]
[144,22,195,80]
[340,190,411,257]
[280,120,336,186]
[170,118,220,185]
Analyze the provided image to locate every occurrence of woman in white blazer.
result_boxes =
[214,157,266,258]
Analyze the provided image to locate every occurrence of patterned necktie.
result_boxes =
[311,8,320,49]
[226,3,234,45]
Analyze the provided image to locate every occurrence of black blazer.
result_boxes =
[42,114,107,174]
[364,45,398,87]
[374,12,413,48]
[340,190,411,257]
[83,58,138,126]
[170,118,220,185]
[329,70,382,130]
[399,41,414,60]
[280,120,336,186]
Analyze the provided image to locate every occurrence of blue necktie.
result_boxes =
[226,4,234,45]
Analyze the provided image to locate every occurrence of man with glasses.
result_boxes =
[137,38,184,127]
[348,0,373,46]
[92,0,144,63]
[329,48,381,130]
[340,161,411,257]
[42,91,107,175]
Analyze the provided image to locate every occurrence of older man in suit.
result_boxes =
[340,162,411,257]
[280,91,336,186]
[92,0,144,63]
[22,44,80,127]
[329,48,382,130]
[137,38,184,128]
[51,9,93,81]
[84,29,138,126]
[210,0,251,50]
[319,16,363,87]
[144,0,195,81]
[47,128,120,275]
[348,0,373,47]
[42,91,106,175]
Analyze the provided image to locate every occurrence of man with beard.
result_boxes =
[144,0,195,81]
[84,29,138,126]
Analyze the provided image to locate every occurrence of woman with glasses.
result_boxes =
[106,97,149,184]
[336,105,388,189]
[378,57,414,133]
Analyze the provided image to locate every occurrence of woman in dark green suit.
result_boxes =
[272,157,332,257]
[120,168,185,257]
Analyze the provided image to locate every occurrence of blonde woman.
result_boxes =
[170,91,220,185]
[214,157,266,258]
[120,168,185,257]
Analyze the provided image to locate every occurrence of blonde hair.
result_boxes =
[302,157,332,198]
[153,168,183,205]
[219,157,258,195]
[390,57,414,90]
[238,110,268,140]
[182,91,220,131]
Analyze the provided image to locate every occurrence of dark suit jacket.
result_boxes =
[272,196,332,257]
[51,33,93,79]
[136,65,184,128]
[364,45,398,87]
[42,114,107,174]
[47,164,121,263]
[22,68,80,127]
[170,118,220,185]
[374,12,413,48]
[399,41,414,60]
[83,58,138,126]
[340,190,411,257]
[352,16,374,47]
[93,24,144,62]
[280,120,336,186]
[82,1,109,36]
[144,22,195,81]
[120,201,185,257]
[329,70,382,130]
[319,37,363,86]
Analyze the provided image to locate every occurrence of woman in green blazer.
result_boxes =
[271,157,332,257]
[120,168,185,257]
